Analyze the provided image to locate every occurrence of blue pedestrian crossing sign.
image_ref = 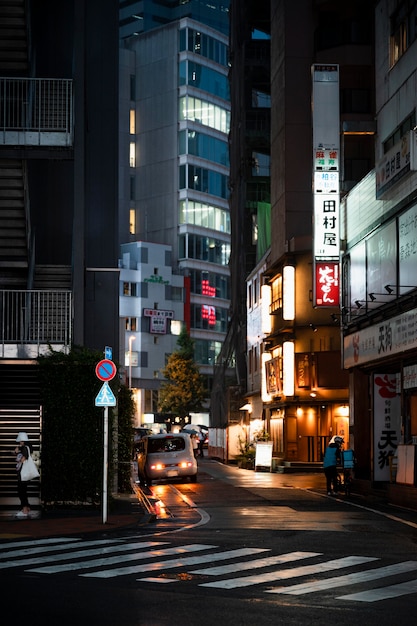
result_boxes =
[95,382,116,407]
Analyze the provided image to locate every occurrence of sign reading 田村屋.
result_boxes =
[312,63,341,308]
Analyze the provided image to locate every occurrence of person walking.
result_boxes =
[323,435,343,495]
[192,433,199,458]
[13,431,32,518]
[198,430,205,458]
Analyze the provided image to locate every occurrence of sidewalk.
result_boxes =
[0,479,203,541]
[0,493,146,540]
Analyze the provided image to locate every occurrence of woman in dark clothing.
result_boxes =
[14,431,32,518]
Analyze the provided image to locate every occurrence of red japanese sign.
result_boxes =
[314,261,340,307]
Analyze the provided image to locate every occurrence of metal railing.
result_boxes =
[0,78,73,146]
[0,290,72,352]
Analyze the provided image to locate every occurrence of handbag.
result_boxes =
[20,451,40,481]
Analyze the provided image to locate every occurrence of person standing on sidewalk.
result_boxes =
[323,435,343,495]
[13,431,32,518]
[198,430,205,458]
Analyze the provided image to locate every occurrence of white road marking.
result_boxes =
[200,556,378,589]
[0,537,81,551]
[28,542,201,574]
[192,551,321,575]
[83,547,268,579]
[267,561,417,595]
[0,539,123,568]
[337,577,417,602]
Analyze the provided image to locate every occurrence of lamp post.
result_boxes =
[128,335,136,389]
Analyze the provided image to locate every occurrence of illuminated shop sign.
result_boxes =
[312,63,340,307]
[314,171,339,194]
[265,356,280,395]
[143,308,174,335]
[373,373,401,482]
[315,261,339,306]
[201,278,216,297]
[314,148,338,171]
[202,304,216,325]
[313,195,340,258]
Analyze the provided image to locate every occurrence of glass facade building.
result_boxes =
[119,1,231,415]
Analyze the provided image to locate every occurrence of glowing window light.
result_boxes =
[283,341,295,396]
[261,284,271,334]
[283,265,295,320]
[261,351,272,402]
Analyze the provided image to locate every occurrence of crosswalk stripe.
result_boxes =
[0,537,81,551]
[191,551,321,576]
[200,556,378,589]
[3,534,417,604]
[266,561,417,595]
[0,539,123,568]
[83,547,268,579]
[27,542,199,574]
[17,541,166,574]
[337,577,417,602]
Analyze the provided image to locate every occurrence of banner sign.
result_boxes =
[315,261,339,307]
[373,373,401,481]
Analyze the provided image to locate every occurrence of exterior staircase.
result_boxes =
[0,159,29,288]
[33,265,72,290]
[0,1,30,288]
[0,0,29,76]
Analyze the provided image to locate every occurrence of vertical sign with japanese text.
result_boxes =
[312,64,340,307]
[373,373,401,481]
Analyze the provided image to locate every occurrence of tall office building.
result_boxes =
[0,0,119,507]
[119,1,232,425]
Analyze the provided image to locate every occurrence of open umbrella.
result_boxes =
[182,424,201,436]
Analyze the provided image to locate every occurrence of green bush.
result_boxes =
[38,346,133,506]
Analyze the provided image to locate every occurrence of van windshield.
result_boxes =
[148,437,186,453]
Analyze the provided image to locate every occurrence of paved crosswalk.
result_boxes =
[1,536,417,603]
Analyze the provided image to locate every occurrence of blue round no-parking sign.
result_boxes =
[95,359,117,382]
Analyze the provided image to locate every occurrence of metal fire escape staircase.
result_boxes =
[0,0,29,289]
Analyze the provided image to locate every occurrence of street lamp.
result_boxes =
[128,335,136,389]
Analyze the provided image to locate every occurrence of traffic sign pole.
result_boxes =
[95,357,117,525]
[103,406,108,524]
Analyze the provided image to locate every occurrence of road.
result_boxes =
[2,458,417,625]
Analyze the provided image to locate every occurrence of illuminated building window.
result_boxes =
[129,209,136,235]
[270,276,282,313]
[129,109,135,134]
[283,265,295,320]
[129,142,136,167]
[283,341,295,396]
[125,317,138,331]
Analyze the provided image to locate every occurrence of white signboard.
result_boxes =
[373,374,401,481]
[312,64,339,150]
[255,442,273,471]
[403,364,417,389]
[399,202,417,293]
[314,194,340,258]
[314,171,339,194]
[376,130,417,199]
[343,307,417,368]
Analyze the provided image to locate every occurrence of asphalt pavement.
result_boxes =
[2,457,417,540]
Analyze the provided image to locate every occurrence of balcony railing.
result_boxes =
[0,78,73,147]
[0,290,72,358]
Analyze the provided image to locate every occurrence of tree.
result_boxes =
[158,328,206,419]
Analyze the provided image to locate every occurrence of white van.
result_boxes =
[136,433,197,486]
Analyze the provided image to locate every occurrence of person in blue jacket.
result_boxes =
[323,435,343,495]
